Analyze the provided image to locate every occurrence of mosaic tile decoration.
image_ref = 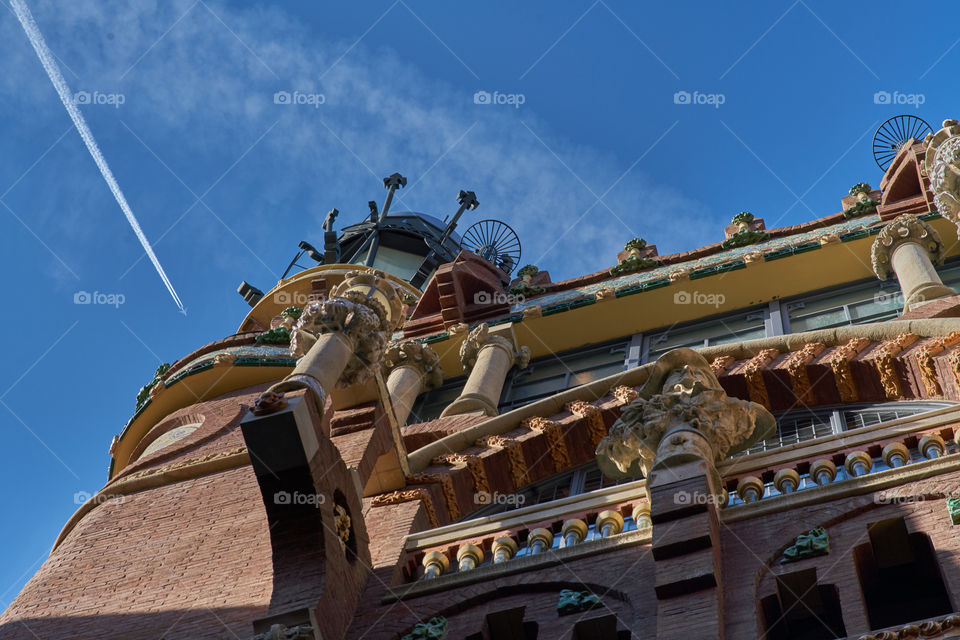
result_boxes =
[506,214,882,312]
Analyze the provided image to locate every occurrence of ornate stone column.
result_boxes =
[238,269,404,640]
[595,348,775,640]
[870,214,954,311]
[252,269,404,419]
[440,323,530,417]
[382,341,444,426]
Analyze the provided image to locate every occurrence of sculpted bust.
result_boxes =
[596,348,775,479]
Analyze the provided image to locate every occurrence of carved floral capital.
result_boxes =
[870,214,945,281]
[382,341,444,389]
[596,348,775,478]
[459,323,530,373]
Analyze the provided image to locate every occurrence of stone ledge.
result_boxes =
[717,405,960,477]
[404,478,647,551]
[721,453,960,523]
[382,526,651,603]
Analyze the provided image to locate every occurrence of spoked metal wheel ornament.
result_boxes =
[872,115,933,171]
[460,219,522,276]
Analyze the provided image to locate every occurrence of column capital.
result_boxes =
[871,214,945,280]
[925,118,960,224]
[253,269,404,415]
[595,347,775,478]
[382,341,444,390]
[290,269,404,388]
[459,323,530,374]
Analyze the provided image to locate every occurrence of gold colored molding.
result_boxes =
[523,416,571,471]
[722,454,960,524]
[371,488,439,528]
[784,342,825,404]
[744,349,779,407]
[404,478,647,551]
[873,333,919,399]
[830,337,871,402]
[407,318,960,473]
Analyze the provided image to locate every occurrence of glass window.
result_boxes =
[736,401,956,456]
[500,340,627,412]
[460,460,637,521]
[786,280,902,333]
[410,339,629,422]
[644,309,767,362]
[408,378,464,424]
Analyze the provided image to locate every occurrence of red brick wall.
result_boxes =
[347,543,657,639]
[0,465,273,640]
[721,469,960,638]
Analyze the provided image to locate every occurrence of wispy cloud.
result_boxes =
[0,0,714,283]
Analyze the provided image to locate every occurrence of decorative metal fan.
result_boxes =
[460,219,522,275]
[872,115,933,171]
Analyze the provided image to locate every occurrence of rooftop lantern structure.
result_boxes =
[238,173,522,304]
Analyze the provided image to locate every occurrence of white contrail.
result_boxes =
[11,0,186,315]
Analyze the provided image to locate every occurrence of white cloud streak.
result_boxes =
[10,0,186,314]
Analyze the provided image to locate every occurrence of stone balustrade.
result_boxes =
[725,426,959,506]
[406,495,649,582]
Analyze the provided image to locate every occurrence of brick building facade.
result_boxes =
[5,119,960,639]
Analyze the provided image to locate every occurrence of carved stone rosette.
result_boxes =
[924,118,960,225]
[595,348,775,479]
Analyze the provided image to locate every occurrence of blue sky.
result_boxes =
[0,0,956,610]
